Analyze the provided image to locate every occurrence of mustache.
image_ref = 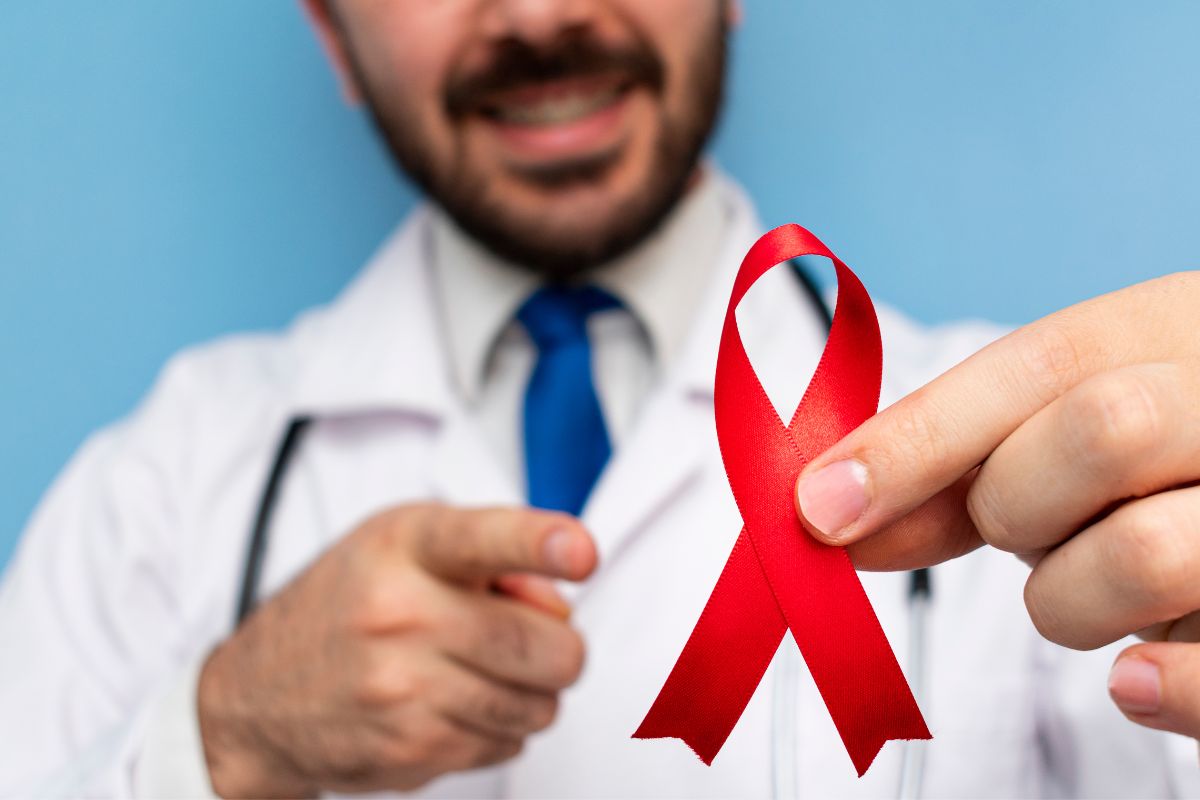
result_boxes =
[444,34,665,118]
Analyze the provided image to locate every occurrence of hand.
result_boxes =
[792,272,1200,742]
[197,503,597,798]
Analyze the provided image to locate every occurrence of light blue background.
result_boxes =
[3,2,1200,569]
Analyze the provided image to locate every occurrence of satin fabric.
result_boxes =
[635,225,930,775]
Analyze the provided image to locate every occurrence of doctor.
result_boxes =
[2,0,1200,797]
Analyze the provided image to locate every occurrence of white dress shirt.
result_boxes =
[429,170,728,487]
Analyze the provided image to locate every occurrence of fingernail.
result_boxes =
[543,529,577,574]
[1108,657,1161,715]
[794,459,869,542]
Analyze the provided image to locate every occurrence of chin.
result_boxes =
[509,150,655,215]
[435,120,695,276]
[502,177,655,255]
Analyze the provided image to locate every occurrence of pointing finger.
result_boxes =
[403,505,597,583]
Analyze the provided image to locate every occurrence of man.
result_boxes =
[2,1,1199,797]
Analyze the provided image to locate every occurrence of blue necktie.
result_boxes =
[517,285,622,516]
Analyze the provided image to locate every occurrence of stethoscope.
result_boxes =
[235,260,932,800]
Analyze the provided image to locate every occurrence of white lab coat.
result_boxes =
[1,179,1196,798]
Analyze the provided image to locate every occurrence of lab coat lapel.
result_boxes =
[290,209,452,420]
[287,208,521,508]
[428,406,524,507]
[582,384,712,566]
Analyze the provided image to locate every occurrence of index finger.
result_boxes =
[793,275,1188,555]
[403,505,597,583]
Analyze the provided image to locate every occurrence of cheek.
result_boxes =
[346,8,464,135]
[616,0,719,33]
[616,0,722,109]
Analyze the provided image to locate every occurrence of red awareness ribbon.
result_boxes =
[634,224,930,775]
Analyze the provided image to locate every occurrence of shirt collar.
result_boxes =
[430,165,729,403]
[286,170,811,420]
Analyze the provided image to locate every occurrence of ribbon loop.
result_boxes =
[634,224,930,776]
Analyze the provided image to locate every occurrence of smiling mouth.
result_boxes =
[478,75,635,127]
[461,71,641,172]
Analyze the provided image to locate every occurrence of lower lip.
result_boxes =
[479,90,634,164]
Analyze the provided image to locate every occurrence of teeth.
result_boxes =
[493,88,621,126]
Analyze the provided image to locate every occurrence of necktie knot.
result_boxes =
[516,285,621,351]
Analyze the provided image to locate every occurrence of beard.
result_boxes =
[339,18,728,279]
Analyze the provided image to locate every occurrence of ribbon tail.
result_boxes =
[844,715,932,778]
[633,530,786,764]
[776,533,932,776]
[827,633,932,775]
[817,632,932,776]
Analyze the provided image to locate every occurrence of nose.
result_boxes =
[480,0,599,46]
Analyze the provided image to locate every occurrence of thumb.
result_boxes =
[1109,641,1200,740]
[795,468,985,571]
